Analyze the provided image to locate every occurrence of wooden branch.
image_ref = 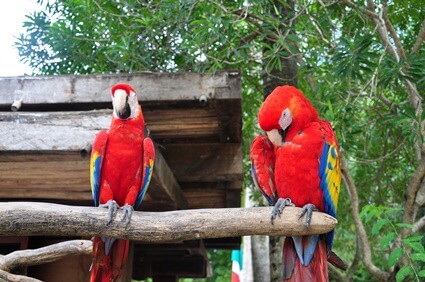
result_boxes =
[402,150,425,235]
[412,20,425,54]
[0,202,337,241]
[0,269,42,282]
[412,215,425,234]
[341,158,389,281]
[382,0,406,60]
[0,240,92,272]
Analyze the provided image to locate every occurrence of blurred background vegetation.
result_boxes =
[16,0,424,281]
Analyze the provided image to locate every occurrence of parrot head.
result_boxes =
[258,85,318,146]
[111,83,140,120]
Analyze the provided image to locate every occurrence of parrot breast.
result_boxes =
[102,120,144,206]
[274,122,326,211]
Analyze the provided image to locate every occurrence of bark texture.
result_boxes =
[0,202,337,242]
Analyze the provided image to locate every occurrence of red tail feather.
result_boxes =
[91,237,129,282]
[282,237,328,282]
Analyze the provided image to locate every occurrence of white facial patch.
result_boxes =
[279,108,293,130]
[112,89,139,119]
[127,91,139,118]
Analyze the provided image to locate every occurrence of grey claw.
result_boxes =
[121,205,134,227]
[298,203,318,231]
[270,198,294,225]
[99,200,119,224]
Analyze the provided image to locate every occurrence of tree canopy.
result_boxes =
[17,0,424,281]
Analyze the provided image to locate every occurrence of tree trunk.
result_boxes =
[252,235,270,282]
[269,236,285,282]
[261,1,298,281]
[262,0,298,100]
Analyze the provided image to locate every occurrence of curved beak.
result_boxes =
[266,129,283,147]
[113,90,131,119]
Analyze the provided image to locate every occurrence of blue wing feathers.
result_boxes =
[92,156,102,206]
[319,142,329,178]
[134,166,151,208]
[319,142,337,217]
[134,137,155,210]
[90,130,108,207]
[318,139,341,252]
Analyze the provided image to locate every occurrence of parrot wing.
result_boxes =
[250,135,277,205]
[134,137,155,209]
[90,130,109,207]
[318,120,342,251]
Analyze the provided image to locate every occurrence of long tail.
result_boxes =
[282,236,328,282]
[90,237,130,282]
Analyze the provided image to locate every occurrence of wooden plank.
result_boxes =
[0,109,221,150]
[215,99,242,143]
[161,143,243,182]
[214,73,242,143]
[0,150,188,210]
[150,151,189,210]
[0,143,242,184]
[0,71,241,106]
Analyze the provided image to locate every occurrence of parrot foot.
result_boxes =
[98,200,119,224]
[121,204,134,227]
[270,198,294,225]
[298,203,318,231]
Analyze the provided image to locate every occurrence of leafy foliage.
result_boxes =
[360,205,425,281]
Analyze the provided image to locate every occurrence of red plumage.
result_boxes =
[110,83,136,96]
[251,86,343,281]
[99,110,145,207]
[90,84,155,282]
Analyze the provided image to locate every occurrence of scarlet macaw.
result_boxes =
[90,83,155,282]
[250,86,345,281]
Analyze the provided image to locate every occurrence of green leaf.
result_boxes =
[359,205,371,218]
[418,270,425,277]
[396,265,412,282]
[388,248,403,267]
[380,232,396,250]
[396,223,414,228]
[411,253,425,262]
[402,235,423,243]
[372,218,388,235]
[404,242,425,253]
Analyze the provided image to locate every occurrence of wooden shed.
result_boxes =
[0,70,242,281]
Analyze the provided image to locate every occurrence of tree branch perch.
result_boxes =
[0,202,337,242]
[0,240,92,273]
[0,269,42,282]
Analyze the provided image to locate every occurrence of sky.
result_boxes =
[0,1,40,76]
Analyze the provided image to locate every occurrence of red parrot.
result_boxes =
[250,86,345,281]
[89,83,155,282]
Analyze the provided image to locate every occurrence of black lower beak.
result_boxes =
[278,127,289,142]
[118,96,131,119]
